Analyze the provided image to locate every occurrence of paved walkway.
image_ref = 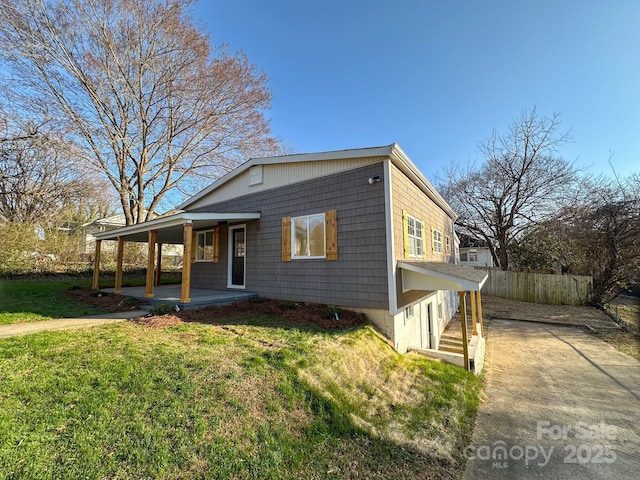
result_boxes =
[464,319,640,479]
[0,310,146,338]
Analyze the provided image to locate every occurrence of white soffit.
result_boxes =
[399,261,488,292]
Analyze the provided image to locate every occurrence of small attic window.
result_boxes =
[249,165,263,186]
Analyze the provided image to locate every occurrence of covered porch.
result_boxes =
[399,261,488,372]
[91,211,260,304]
[101,284,257,310]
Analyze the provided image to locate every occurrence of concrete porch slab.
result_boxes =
[101,285,258,310]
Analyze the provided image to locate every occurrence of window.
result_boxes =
[445,235,451,254]
[468,249,478,262]
[404,305,415,320]
[407,215,424,257]
[432,228,443,254]
[292,213,325,259]
[196,230,214,261]
[460,251,468,262]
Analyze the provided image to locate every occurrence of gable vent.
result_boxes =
[249,165,263,186]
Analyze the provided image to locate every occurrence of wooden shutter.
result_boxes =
[281,217,291,261]
[213,227,220,263]
[402,210,409,259]
[325,209,338,261]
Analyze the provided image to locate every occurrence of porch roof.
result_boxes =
[398,261,488,292]
[93,212,260,243]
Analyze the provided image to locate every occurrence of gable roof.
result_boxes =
[178,143,456,219]
[457,232,491,249]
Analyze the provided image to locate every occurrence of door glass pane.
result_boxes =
[234,230,245,257]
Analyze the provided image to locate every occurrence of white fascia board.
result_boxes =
[388,143,457,220]
[383,159,399,316]
[399,261,488,292]
[179,145,395,210]
[93,212,260,240]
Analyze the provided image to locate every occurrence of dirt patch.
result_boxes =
[480,295,640,361]
[480,295,618,331]
[136,299,368,330]
[134,314,184,328]
[64,287,149,312]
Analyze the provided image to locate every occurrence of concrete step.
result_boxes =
[441,333,463,342]
[439,344,464,354]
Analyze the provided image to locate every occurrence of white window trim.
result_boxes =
[291,213,326,260]
[432,228,443,254]
[407,214,424,258]
[195,229,214,262]
[227,224,246,289]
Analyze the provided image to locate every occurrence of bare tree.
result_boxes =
[558,175,639,302]
[440,107,579,269]
[0,0,278,225]
[0,112,91,224]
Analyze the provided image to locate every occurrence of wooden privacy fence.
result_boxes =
[481,270,593,306]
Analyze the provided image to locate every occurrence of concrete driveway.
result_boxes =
[464,319,640,480]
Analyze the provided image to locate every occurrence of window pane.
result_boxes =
[204,231,214,260]
[309,215,325,256]
[196,232,205,260]
[293,217,308,256]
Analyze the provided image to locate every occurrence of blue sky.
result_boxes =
[194,0,639,181]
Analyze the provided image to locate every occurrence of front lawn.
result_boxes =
[0,314,482,479]
[0,281,105,324]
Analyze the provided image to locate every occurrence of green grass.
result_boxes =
[0,275,181,325]
[0,317,482,479]
[0,281,105,324]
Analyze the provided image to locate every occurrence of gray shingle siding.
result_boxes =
[190,162,389,309]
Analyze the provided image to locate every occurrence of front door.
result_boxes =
[229,226,246,288]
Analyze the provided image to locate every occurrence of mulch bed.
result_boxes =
[64,287,149,312]
[135,299,368,330]
[64,287,367,330]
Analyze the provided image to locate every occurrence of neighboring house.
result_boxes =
[81,214,130,254]
[93,144,487,354]
[458,233,495,268]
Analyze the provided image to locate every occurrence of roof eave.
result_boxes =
[178,145,395,210]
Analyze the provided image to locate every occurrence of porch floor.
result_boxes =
[101,284,258,310]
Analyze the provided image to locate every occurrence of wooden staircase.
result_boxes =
[439,333,465,354]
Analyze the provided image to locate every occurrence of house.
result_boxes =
[82,212,183,264]
[81,213,131,254]
[92,144,487,356]
[458,232,495,268]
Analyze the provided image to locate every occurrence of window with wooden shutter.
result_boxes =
[281,217,291,261]
[404,211,424,258]
[431,227,443,254]
[422,222,428,259]
[325,209,338,261]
